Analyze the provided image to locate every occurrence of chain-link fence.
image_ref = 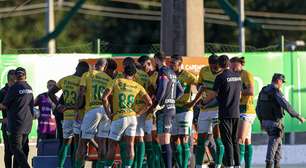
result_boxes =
[1,41,302,55]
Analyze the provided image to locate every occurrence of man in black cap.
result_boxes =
[0,67,34,168]
[256,73,305,168]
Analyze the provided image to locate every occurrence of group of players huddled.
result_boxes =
[48,53,255,168]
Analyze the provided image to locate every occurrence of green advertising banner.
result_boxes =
[0,52,305,140]
[228,52,306,133]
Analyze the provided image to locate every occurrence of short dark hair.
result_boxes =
[123,57,135,67]
[218,55,230,68]
[47,80,56,84]
[272,73,286,83]
[154,52,166,61]
[208,54,218,65]
[138,55,150,65]
[7,69,15,80]
[230,56,245,65]
[171,54,183,62]
[106,58,117,71]
[95,58,107,69]
[124,64,137,76]
[77,61,90,72]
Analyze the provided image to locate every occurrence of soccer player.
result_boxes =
[103,64,152,168]
[75,58,114,168]
[191,54,224,168]
[230,57,256,168]
[48,62,89,168]
[170,55,197,168]
[152,53,184,168]
[146,57,163,168]
[137,55,156,168]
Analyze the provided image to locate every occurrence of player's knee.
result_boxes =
[245,138,251,145]
[238,137,245,144]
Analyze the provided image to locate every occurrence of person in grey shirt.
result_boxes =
[256,73,305,168]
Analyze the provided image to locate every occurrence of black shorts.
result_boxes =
[156,106,175,134]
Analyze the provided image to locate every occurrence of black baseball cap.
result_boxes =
[272,73,285,83]
[15,67,26,77]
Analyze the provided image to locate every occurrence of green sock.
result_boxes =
[74,159,85,168]
[240,144,246,165]
[125,159,134,168]
[182,143,190,168]
[215,138,224,165]
[145,142,154,168]
[245,144,253,168]
[153,141,164,168]
[132,143,138,168]
[120,142,128,166]
[104,160,114,167]
[175,144,183,168]
[136,142,145,168]
[195,135,208,166]
[72,142,78,168]
[95,160,105,168]
[58,144,70,168]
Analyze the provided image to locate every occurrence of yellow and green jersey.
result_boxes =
[115,72,124,79]
[198,66,222,112]
[80,70,113,112]
[148,71,158,93]
[176,70,197,113]
[240,70,256,114]
[57,75,81,120]
[134,69,150,114]
[110,78,148,121]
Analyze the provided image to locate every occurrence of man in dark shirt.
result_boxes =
[0,67,34,168]
[205,55,242,168]
[151,53,184,168]
[256,73,305,168]
[0,70,17,168]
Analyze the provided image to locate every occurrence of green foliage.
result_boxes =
[1,0,306,53]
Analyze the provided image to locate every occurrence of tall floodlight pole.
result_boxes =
[46,0,56,54]
[238,0,245,52]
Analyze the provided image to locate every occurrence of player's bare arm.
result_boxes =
[102,88,113,119]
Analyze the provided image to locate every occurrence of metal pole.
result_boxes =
[238,0,245,52]
[47,0,56,54]
[0,39,2,55]
[97,38,101,55]
[281,35,285,53]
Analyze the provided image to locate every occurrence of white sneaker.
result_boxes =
[215,164,222,168]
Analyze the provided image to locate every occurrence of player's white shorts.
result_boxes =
[62,120,74,139]
[97,116,111,138]
[197,111,219,134]
[73,120,82,135]
[145,119,153,135]
[172,111,193,135]
[108,116,137,141]
[81,106,110,139]
[136,114,145,136]
[240,113,256,139]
